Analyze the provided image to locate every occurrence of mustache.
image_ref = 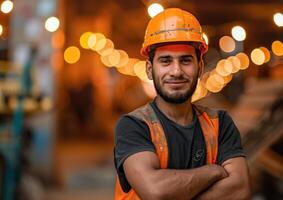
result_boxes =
[164,76,190,82]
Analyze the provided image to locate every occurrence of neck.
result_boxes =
[155,96,194,126]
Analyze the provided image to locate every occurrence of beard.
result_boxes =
[152,70,199,104]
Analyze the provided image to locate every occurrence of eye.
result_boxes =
[159,58,171,65]
[180,57,193,64]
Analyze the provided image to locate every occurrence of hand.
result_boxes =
[209,164,228,180]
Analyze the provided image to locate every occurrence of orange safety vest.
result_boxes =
[115,103,219,200]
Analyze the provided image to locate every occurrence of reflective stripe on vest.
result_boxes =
[115,103,219,200]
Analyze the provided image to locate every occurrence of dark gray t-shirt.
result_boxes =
[114,101,245,192]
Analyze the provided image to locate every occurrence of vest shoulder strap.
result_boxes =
[128,103,168,168]
[193,104,219,164]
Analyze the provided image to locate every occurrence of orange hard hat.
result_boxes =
[140,8,208,58]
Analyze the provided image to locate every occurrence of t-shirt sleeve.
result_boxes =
[114,115,155,192]
[217,110,245,165]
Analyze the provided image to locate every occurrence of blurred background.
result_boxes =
[0,0,282,199]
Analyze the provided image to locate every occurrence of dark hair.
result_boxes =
[148,43,202,63]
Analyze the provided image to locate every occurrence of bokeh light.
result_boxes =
[271,40,283,56]
[101,54,112,67]
[205,74,224,93]
[216,59,230,76]
[259,47,271,63]
[97,39,114,56]
[231,26,246,41]
[236,52,250,69]
[219,36,236,53]
[64,46,80,64]
[89,33,106,51]
[108,49,121,66]
[134,61,150,82]
[116,50,129,68]
[227,56,241,73]
[148,3,164,18]
[117,58,139,76]
[251,48,265,65]
[273,13,283,27]
[223,74,233,85]
[80,32,93,49]
[1,0,13,14]
[45,17,60,32]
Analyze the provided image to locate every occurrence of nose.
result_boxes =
[170,60,182,76]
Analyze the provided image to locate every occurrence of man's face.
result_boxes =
[146,44,203,104]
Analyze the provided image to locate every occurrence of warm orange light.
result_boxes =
[64,46,80,64]
[216,60,229,76]
[80,32,93,49]
[251,48,265,65]
[117,58,139,76]
[219,36,236,53]
[235,52,249,69]
[116,50,129,68]
[97,39,114,56]
[205,74,225,93]
[259,47,270,63]
[134,61,150,82]
[89,33,106,51]
[223,74,233,85]
[101,54,112,67]
[108,49,121,66]
[271,40,283,56]
[227,56,241,73]
[192,79,208,102]
[101,50,121,67]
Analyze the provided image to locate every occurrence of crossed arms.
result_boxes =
[123,151,251,200]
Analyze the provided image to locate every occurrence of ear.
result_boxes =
[146,60,153,80]
[198,58,204,78]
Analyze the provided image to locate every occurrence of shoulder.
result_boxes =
[115,113,149,134]
[193,104,218,118]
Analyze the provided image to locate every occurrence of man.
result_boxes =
[114,8,251,200]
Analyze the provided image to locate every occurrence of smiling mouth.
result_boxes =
[165,80,189,84]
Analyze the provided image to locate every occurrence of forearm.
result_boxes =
[141,164,227,200]
[194,158,251,200]
[194,174,250,200]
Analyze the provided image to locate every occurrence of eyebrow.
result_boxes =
[157,55,194,60]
